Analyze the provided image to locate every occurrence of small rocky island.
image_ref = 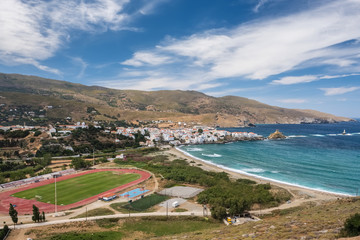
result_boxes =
[268,129,287,139]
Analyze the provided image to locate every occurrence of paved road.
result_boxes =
[12,211,206,229]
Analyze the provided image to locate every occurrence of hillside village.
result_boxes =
[0,121,263,154]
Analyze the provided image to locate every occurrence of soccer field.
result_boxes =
[12,171,140,205]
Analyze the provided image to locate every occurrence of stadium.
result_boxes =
[0,169,151,214]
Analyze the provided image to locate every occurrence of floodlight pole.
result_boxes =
[93,149,95,166]
[54,175,57,215]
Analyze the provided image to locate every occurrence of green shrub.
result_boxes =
[0,225,9,239]
[339,213,360,237]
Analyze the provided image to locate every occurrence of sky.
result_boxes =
[0,0,360,117]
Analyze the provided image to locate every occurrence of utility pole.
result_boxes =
[203,204,207,217]
[166,201,168,219]
[93,149,95,166]
[54,175,57,216]
[86,207,87,221]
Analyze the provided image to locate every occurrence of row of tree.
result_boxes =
[0,130,30,138]
[8,203,46,229]
[0,139,24,148]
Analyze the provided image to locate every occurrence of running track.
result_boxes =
[0,169,151,214]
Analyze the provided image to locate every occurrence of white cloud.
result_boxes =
[97,67,222,91]
[204,87,265,97]
[0,0,145,74]
[138,0,169,15]
[122,0,360,89]
[121,51,172,67]
[100,77,197,91]
[271,73,360,85]
[71,57,88,79]
[253,0,269,13]
[320,87,360,96]
[272,75,318,85]
[277,99,307,104]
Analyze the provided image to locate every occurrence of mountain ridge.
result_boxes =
[0,73,352,127]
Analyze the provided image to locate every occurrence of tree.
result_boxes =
[61,164,67,170]
[340,213,360,237]
[211,205,227,220]
[71,158,87,170]
[32,205,40,222]
[34,130,42,137]
[9,203,18,228]
[0,225,9,239]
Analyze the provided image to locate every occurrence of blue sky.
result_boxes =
[0,0,360,117]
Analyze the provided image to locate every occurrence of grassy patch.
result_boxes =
[72,208,115,219]
[109,202,139,213]
[47,231,123,240]
[110,194,168,212]
[96,218,120,229]
[12,171,139,205]
[122,217,221,237]
[173,208,188,212]
[42,216,220,239]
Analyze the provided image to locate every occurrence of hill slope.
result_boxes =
[0,73,352,127]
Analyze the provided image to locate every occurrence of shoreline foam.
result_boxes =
[175,146,352,197]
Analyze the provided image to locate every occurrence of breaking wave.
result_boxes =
[201,153,222,158]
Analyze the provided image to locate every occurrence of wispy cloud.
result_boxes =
[271,73,360,85]
[204,87,265,97]
[0,0,157,74]
[272,75,318,85]
[277,98,307,104]
[71,57,88,79]
[96,67,222,91]
[138,0,169,15]
[253,0,269,13]
[320,87,360,96]
[121,51,173,67]
[120,0,360,91]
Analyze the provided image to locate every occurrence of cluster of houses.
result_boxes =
[0,124,48,131]
[1,122,263,146]
[112,126,263,146]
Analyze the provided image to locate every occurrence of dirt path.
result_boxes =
[9,210,206,231]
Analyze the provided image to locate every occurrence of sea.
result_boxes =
[178,120,360,196]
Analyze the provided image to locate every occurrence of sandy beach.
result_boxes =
[163,146,347,214]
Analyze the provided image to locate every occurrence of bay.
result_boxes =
[179,121,360,196]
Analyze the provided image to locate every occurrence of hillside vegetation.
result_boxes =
[19,198,360,240]
[0,73,351,127]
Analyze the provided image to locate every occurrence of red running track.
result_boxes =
[0,169,151,214]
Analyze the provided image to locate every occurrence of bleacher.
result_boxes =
[0,169,76,189]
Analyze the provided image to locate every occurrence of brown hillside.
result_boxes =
[0,73,352,127]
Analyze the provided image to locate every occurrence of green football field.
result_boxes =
[12,171,140,205]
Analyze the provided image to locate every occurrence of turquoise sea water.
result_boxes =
[179,121,360,196]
